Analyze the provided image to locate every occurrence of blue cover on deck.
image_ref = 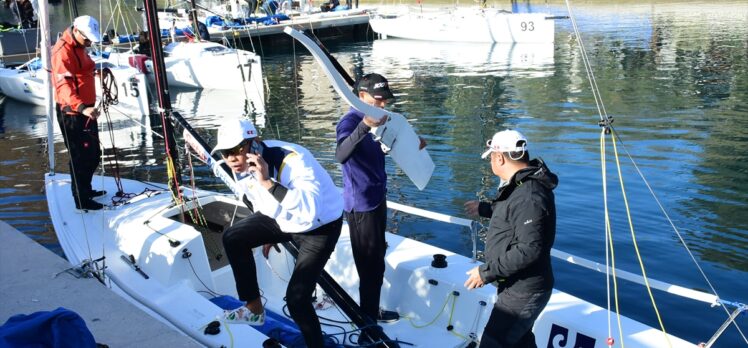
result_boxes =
[210,295,342,347]
[0,307,96,348]
[159,28,187,38]
[205,14,291,28]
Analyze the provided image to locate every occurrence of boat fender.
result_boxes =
[431,254,448,268]
[128,54,149,74]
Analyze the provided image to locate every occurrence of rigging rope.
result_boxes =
[610,131,671,346]
[565,0,667,345]
[565,0,748,345]
[601,129,624,347]
[98,67,127,196]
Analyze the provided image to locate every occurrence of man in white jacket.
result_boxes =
[215,119,343,348]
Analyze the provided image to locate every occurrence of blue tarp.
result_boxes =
[205,14,291,28]
[159,28,187,38]
[210,295,343,348]
[116,34,138,43]
[0,307,96,348]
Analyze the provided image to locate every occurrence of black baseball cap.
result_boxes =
[353,73,394,100]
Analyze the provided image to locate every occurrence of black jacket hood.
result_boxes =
[498,158,558,200]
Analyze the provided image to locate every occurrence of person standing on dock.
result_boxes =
[335,73,415,342]
[188,15,210,41]
[51,15,104,211]
[215,118,343,348]
[464,130,558,348]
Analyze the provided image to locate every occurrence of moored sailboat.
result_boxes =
[40,1,745,348]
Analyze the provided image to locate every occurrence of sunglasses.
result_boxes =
[77,29,91,43]
[221,140,249,157]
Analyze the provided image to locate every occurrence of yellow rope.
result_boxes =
[446,294,467,340]
[611,132,672,347]
[406,292,453,329]
[166,155,182,203]
[601,130,625,347]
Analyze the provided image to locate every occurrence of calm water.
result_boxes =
[1,1,746,346]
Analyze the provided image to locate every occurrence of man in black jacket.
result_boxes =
[464,129,558,348]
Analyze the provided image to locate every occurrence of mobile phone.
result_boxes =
[250,141,261,155]
[248,141,261,167]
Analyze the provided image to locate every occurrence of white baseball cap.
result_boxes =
[73,15,102,43]
[481,129,528,159]
[211,119,259,155]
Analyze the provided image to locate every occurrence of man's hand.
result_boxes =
[82,106,99,120]
[464,200,480,218]
[363,114,387,128]
[464,266,485,290]
[245,152,273,188]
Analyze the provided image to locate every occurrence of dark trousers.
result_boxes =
[55,105,101,205]
[345,201,387,321]
[245,0,258,14]
[223,212,342,348]
[479,287,552,348]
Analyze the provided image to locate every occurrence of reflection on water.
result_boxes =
[0,1,746,345]
[369,39,555,78]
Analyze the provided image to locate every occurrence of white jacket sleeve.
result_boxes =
[254,153,323,233]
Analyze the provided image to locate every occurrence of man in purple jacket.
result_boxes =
[335,73,400,337]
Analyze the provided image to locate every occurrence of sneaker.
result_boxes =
[76,199,104,211]
[90,190,107,198]
[377,309,400,323]
[223,306,265,326]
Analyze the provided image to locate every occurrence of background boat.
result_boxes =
[370,6,555,43]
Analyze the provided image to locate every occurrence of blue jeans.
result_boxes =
[479,287,552,348]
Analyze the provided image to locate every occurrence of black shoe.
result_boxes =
[76,199,104,211]
[377,309,400,323]
[90,190,107,198]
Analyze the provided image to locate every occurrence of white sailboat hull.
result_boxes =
[0,63,150,116]
[370,8,555,43]
[106,42,265,113]
[46,174,698,347]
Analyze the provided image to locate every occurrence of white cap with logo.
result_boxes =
[73,15,102,43]
[211,119,259,155]
[481,129,528,159]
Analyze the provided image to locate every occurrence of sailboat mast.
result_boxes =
[142,0,182,196]
[41,0,54,172]
[69,0,79,18]
[189,0,200,41]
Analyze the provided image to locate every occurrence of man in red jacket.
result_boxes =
[51,15,104,211]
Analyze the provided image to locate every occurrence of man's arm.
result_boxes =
[51,45,86,113]
[335,117,370,163]
[250,153,325,233]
